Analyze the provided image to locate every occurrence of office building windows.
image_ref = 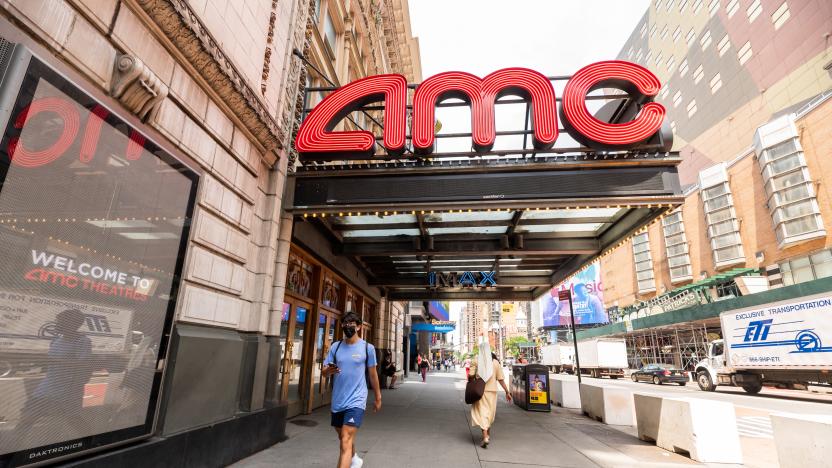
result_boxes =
[710,73,723,93]
[717,34,731,56]
[754,115,825,247]
[700,164,745,268]
[780,249,832,286]
[700,30,712,51]
[632,233,656,293]
[771,2,790,29]
[738,41,753,65]
[747,0,763,22]
[662,211,693,282]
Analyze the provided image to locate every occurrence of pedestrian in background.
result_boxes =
[469,345,511,448]
[419,354,429,382]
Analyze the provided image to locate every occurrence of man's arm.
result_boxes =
[368,365,382,412]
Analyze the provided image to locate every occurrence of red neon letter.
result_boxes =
[412,68,557,154]
[561,60,665,149]
[8,97,79,168]
[295,74,407,159]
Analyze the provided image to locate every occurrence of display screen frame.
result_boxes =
[0,46,199,467]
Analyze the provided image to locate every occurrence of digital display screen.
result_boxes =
[0,58,196,464]
[540,262,609,328]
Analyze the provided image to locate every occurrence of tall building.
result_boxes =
[0,0,420,465]
[580,0,832,370]
[461,301,485,353]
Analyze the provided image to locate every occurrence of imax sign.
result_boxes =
[428,271,497,289]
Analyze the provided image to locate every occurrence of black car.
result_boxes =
[630,364,688,385]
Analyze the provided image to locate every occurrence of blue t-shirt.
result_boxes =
[324,339,377,412]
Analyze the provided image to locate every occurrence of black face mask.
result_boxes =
[343,326,357,338]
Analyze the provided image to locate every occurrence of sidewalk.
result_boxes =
[233,370,706,468]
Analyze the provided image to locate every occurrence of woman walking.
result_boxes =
[469,346,511,448]
[419,354,429,382]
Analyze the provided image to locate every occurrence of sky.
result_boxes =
[408,0,651,153]
[409,1,649,338]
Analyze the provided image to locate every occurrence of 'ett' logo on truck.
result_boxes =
[743,319,773,342]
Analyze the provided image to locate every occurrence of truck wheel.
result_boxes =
[697,371,716,392]
[653,376,662,385]
[742,382,763,395]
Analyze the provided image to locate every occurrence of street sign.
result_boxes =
[558,289,571,301]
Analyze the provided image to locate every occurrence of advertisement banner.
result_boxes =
[540,262,608,327]
[0,53,196,465]
[722,295,832,369]
[528,373,548,404]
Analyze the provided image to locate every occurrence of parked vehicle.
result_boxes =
[630,363,688,385]
[694,294,832,394]
[576,338,627,378]
[540,343,574,373]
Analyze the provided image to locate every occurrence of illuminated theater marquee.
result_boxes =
[296,60,666,160]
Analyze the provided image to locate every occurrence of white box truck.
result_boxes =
[576,338,628,378]
[695,294,832,394]
[540,343,574,373]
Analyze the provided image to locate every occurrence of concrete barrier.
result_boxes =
[770,413,832,468]
[633,393,663,442]
[551,374,581,408]
[579,382,634,425]
[652,398,742,464]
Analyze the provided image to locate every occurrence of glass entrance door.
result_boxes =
[279,300,311,417]
[311,311,339,409]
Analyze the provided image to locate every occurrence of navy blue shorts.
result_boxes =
[331,408,365,428]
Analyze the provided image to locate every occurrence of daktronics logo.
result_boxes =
[296,60,666,160]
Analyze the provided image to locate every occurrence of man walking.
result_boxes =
[322,312,382,468]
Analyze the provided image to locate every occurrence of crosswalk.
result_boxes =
[736,416,774,439]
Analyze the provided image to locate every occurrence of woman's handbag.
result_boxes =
[465,376,486,404]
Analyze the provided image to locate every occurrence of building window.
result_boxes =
[771,1,790,29]
[754,116,825,247]
[650,24,658,38]
[632,232,656,293]
[686,27,697,45]
[679,0,689,12]
[673,90,683,107]
[687,99,698,117]
[708,0,720,16]
[641,22,648,37]
[663,211,693,283]
[673,26,682,42]
[747,0,763,22]
[323,11,338,57]
[726,0,739,17]
[670,120,677,133]
[710,73,723,93]
[655,52,664,67]
[700,164,745,268]
[645,51,653,64]
[717,34,731,56]
[666,55,676,72]
[700,30,712,51]
[660,85,670,100]
[666,0,675,11]
[693,64,704,84]
[679,59,689,77]
[693,0,704,14]
[737,41,753,65]
[661,25,669,40]
[780,249,832,286]
[636,49,644,63]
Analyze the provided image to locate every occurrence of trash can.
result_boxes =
[510,364,551,412]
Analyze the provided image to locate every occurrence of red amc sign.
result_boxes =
[296,60,667,160]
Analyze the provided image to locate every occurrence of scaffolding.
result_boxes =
[624,322,721,370]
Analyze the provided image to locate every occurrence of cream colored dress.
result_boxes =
[470,358,505,430]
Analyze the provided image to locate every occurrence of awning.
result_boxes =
[412,322,456,333]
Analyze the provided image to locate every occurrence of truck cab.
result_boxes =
[696,339,765,394]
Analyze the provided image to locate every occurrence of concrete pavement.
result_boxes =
[233,370,706,468]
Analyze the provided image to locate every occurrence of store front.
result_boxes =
[278,246,378,417]
[0,45,197,465]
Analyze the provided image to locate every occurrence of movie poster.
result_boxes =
[540,262,608,327]
[528,373,548,404]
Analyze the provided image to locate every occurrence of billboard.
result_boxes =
[427,301,449,321]
[0,49,196,465]
[540,262,608,327]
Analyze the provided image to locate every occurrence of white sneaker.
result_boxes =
[350,454,363,468]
